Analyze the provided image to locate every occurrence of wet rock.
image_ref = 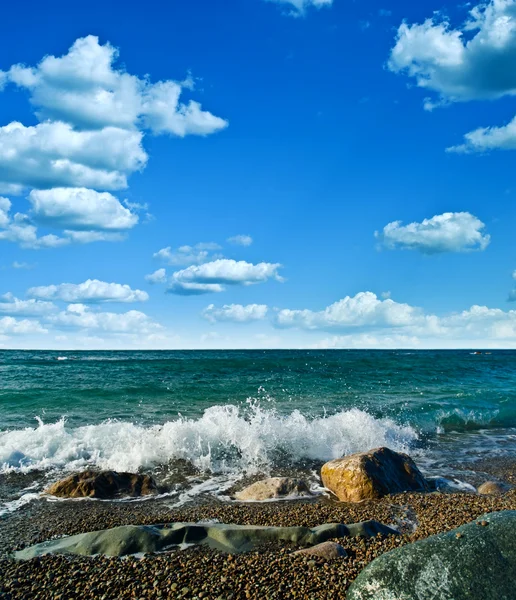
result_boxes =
[45,470,158,499]
[321,447,428,503]
[347,511,516,600]
[235,478,312,502]
[293,541,347,559]
[477,481,510,495]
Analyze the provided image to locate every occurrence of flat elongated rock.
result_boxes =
[45,470,158,499]
[14,520,398,559]
[235,477,312,501]
[347,511,516,600]
[321,447,428,503]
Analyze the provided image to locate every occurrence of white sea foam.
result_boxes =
[0,404,418,475]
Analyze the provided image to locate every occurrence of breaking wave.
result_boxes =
[0,403,418,475]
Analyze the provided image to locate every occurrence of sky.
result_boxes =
[1,0,516,349]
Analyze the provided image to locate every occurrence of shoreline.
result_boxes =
[2,480,516,599]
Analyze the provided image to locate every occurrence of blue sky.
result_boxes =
[2,0,516,349]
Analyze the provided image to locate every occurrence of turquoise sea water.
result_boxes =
[1,350,516,510]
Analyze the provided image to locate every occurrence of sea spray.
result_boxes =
[0,404,418,475]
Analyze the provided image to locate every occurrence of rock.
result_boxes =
[234,477,312,501]
[321,447,428,503]
[44,470,158,499]
[478,481,510,495]
[14,520,398,559]
[347,511,516,600]
[293,541,347,559]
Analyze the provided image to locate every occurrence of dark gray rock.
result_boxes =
[347,511,516,600]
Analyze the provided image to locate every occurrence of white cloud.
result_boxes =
[28,279,148,303]
[0,316,47,335]
[168,259,284,295]
[12,261,35,269]
[227,235,253,246]
[0,121,146,193]
[375,212,490,254]
[0,36,227,249]
[267,0,333,16]
[29,188,138,231]
[275,290,516,346]
[0,196,10,227]
[447,115,516,153]
[275,292,420,331]
[388,0,516,151]
[154,243,222,266]
[313,333,422,349]
[145,268,167,284]
[167,282,225,296]
[0,293,56,317]
[48,304,162,333]
[0,211,69,249]
[388,1,516,103]
[202,303,269,323]
[2,35,227,136]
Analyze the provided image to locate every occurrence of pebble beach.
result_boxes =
[2,456,516,600]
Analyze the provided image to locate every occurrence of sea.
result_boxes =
[1,349,515,515]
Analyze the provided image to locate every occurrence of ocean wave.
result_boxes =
[0,404,418,475]
[435,407,516,433]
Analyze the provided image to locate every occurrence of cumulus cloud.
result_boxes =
[145,268,167,284]
[0,36,227,248]
[3,35,228,136]
[28,279,148,303]
[0,210,69,249]
[0,293,56,317]
[202,303,268,323]
[154,243,222,266]
[168,259,284,295]
[275,292,420,330]
[29,188,138,231]
[447,115,516,153]
[275,290,516,346]
[267,0,333,16]
[375,212,490,254]
[0,121,146,192]
[388,0,516,151]
[0,316,47,335]
[388,0,516,103]
[167,282,225,296]
[48,304,162,333]
[227,235,253,246]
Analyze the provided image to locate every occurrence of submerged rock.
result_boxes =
[14,520,398,559]
[235,477,312,501]
[321,447,428,503]
[45,470,158,499]
[347,510,516,600]
[478,481,511,495]
[293,541,347,559]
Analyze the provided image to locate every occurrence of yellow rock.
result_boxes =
[321,447,428,503]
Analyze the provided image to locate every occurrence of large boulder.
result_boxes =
[45,470,158,499]
[347,511,516,600]
[235,477,312,501]
[321,447,428,503]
